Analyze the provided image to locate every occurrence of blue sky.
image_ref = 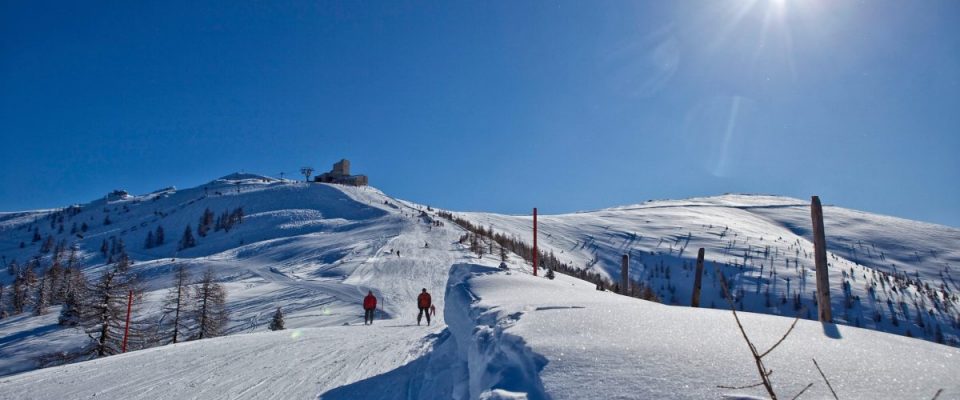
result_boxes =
[1,1,958,227]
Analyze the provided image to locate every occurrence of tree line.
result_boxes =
[1,244,229,368]
[437,210,658,302]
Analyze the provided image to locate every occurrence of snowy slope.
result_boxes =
[2,239,957,400]
[1,177,958,399]
[0,208,463,399]
[453,195,960,346]
[445,263,960,399]
[0,175,437,376]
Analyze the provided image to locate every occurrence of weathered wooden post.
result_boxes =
[121,289,133,353]
[811,196,832,322]
[692,248,705,307]
[533,208,538,276]
[621,254,629,294]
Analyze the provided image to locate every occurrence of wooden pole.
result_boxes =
[533,208,538,276]
[121,289,133,353]
[692,248,705,307]
[621,254,629,294]
[811,196,832,322]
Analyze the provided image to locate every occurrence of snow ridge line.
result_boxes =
[445,264,550,400]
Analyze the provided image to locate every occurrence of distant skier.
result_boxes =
[363,291,377,325]
[417,288,432,326]
[499,261,508,270]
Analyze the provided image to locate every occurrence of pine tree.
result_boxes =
[103,215,111,226]
[6,260,17,276]
[160,265,192,344]
[46,260,64,304]
[12,275,28,314]
[58,267,87,326]
[269,307,285,331]
[80,261,138,358]
[0,285,7,319]
[155,226,165,246]
[179,225,197,250]
[100,240,109,258]
[198,208,214,237]
[144,231,155,249]
[192,269,228,340]
[82,270,125,357]
[81,222,89,232]
[40,235,54,253]
[58,285,84,326]
[33,276,49,315]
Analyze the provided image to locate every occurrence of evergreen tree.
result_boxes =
[7,260,18,277]
[144,231,155,249]
[155,226,165,246]
[0,285,7,319]
[178,225,197,250]
[46,260,64,304]
[58,267,87,326]
[12,275,28,314]
[192,269,228,340]
[160,265,191,344]
[80,260,138,358]
[58,285,84,326]
[40,235,54,253]
[33,276,49,315]
[269,307,285,331]
[100,240,109,258]
[81,222,89,232]
[198,208,214,237]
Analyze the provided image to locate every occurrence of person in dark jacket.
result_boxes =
[363,291,377,325]
[417,288,432,326]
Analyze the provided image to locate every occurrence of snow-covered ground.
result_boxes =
[1,175,958,399]
[447,264,959,399]
[454,195,960,346]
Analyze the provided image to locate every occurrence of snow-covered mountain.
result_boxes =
[0,175,957,399]
[455,194,960,345]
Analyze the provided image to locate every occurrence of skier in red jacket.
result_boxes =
[417,288,432,326]
[363,290,377,325]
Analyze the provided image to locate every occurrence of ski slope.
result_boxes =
[0,176,446,377]
[2,240,957,399]
[1,176,958,399]
[0,206,462,399]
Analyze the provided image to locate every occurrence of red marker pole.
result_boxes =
[121,289,133,353]
[533,207,538,276]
